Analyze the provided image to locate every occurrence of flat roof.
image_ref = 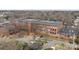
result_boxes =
[26,19,62,26]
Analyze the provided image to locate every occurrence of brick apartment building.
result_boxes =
[12,19,79,40]
[10,19,64,37]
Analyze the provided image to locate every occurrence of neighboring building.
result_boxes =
[74,17,79,26]
[0,20,18,37]
[59,26,79,40]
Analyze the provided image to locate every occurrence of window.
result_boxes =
[54,29,56,31]
[52,29,54,31]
